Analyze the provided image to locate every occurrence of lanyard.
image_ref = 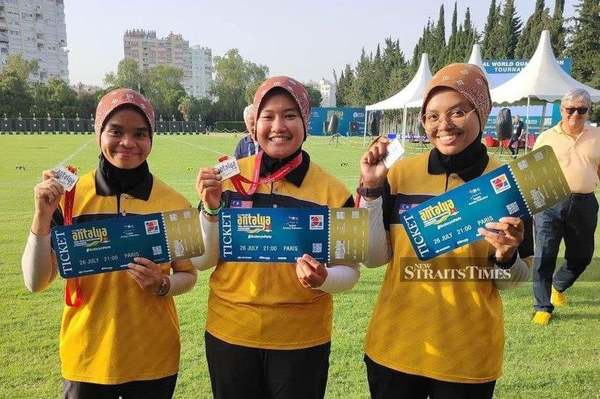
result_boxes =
[63,165,82,308]
[230,150,303,196]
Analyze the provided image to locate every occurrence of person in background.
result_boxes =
[509,115,525,158]
[196,76,358,399]
[21,88,198,398]
[531,88,600,326]
[234,104,258,159]
[359,64,531,398]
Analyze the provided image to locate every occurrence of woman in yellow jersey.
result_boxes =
[21,88,198,398]
[195,76,358,399]
[358,64,532,398]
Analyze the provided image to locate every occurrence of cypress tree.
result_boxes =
[515,0,551,59]
[482,0,498,57]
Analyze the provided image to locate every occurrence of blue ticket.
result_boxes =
[401,146,570,260]
[52,209,204,278]
[220,207,368,264]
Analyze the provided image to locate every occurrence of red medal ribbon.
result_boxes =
[228,150,303,196]
[62,165,82,307]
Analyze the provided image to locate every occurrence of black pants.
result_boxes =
[63,374,177,399]
[365,355,496,399]
[205,331,330,399]
[533,193,598,312]
[508,138,519,156]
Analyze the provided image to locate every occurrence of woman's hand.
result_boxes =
[360,137,390,191]
[31,170,65,235]
[196,167,222,210]
[478,217,524,263]
[34,170,65,219]
[127,257,166,294]
[295,254,328,289]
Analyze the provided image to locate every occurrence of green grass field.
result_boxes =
[1,134,598,398]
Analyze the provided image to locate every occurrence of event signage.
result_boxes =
[220,208,368,264]
[400,146,570,260]
[308,107,366,136]
[51,209,204,278]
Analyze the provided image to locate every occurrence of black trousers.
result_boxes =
[205,331,330,399]
[508,138,519,156]
[365,355,496,399]
[533,193,598,312]
[63,374,177,399]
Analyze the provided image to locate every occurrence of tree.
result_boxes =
[212,49,268,121]
[0,73,33,117]
[304,85,322,107]
[515,0,551,59]
[31,78,78,117]
[0,55,36,117]
[245,79,263,105]
[350,48,374,105]
[482,0,499,57]
[2,55,39,81]
[104,58,146,92]
[336,64,354,106]
[144,65,187,119]
[496,0,522,58]
[566,0,600,83]
[432,5,447,71]
[550,0,566,56]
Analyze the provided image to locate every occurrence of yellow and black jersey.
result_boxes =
[53,169,193,384]
[206,151,354,350]
[365,151,531,384]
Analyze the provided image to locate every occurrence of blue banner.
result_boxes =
[308,107,365,136]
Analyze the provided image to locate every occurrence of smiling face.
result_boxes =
[255,90,305,159]
[99,107,151,169]
[560,97,589,135]
[423,88,481,156]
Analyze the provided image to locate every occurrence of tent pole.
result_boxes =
[524,97,529,154]
[402,105,408,144]
[363,110,368,146]
[539,101,547,133]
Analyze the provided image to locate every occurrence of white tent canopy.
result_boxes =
[363,53,432,142]
[491,30,600,104]
[466,43,493,86]
[467,43,484,68]
[365,53,432,111]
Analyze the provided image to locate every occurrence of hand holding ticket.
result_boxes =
[360,137,391,189]
[215,158,240,180]
[383,138,405,169]
[53,166,79,192]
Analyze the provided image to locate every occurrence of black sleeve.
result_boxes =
[381,180,393,231]
[51,208,64,228]
[342,195,355,208]
[518,218,534,258]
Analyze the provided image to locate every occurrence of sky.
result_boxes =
[65,0,576,87]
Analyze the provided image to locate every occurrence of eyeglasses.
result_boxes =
[563,107,588,115]
[421,108,477,128]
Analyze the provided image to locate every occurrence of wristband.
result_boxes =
[201,200,224,216]
[357,186,384,198]
[494,251,518,270]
